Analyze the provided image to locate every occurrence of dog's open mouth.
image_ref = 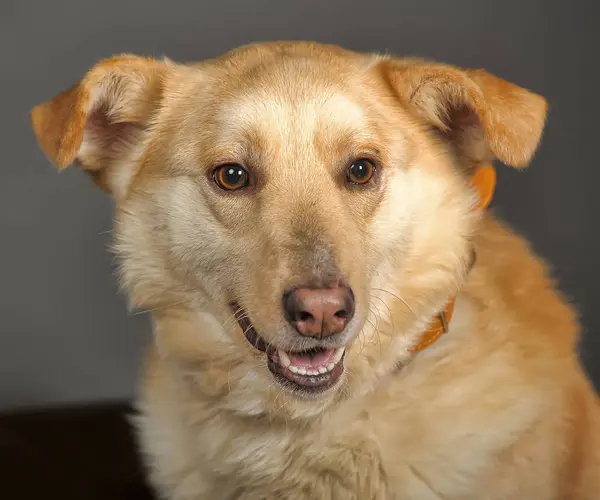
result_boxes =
[232,303,345,393]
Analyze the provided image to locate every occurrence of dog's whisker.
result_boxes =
[370,294,395,333]
[355,328,367,357]
[364,317,382,356]
[368,305,382,333]
[222,309,247,331]
[226,363,235,395]
[221,310,241,328]
[371,287,417,319]
[271,388,287,415]
[357,330,366,357]
[368,305,385,360]
[130,299,189,316]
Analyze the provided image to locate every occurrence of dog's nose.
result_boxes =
[283,285,355,339]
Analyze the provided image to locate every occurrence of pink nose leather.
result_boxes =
[284,285,355,339]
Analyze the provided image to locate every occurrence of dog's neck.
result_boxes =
[411,164,496,354]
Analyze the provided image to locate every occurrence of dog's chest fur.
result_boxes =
[135,299,556,500]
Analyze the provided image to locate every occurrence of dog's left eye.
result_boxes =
[346,159,375,185]
[213,164,250,191]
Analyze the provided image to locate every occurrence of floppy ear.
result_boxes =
[31,55,169,195]
[383,60,548,168]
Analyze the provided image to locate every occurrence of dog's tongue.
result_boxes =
[288,348,335,368]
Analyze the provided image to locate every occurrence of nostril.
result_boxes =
[298,311,313,322]
[334,309,349,319]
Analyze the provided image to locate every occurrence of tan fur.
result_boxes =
[31,41,599,499]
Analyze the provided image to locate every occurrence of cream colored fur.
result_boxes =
[31,41,599,499]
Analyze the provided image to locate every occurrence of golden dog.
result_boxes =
[31,41,599,499]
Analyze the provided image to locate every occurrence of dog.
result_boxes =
[31,41,599,499]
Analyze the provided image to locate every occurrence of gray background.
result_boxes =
[1,0,598,411]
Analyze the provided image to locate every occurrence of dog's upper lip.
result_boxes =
[231,301,269,352]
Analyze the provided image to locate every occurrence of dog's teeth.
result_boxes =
[281,347,345,376]
[278,350,291,368]
[333,347,345,364]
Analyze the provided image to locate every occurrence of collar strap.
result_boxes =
[410,165,496,354]
[410,296,456,354]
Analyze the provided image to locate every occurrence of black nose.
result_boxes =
[283,284,355,339]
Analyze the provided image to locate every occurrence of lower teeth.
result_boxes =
[278,348,344,376]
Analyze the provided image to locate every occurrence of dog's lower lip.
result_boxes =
[267,347,345,393]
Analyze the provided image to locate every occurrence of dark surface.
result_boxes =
[0,403,154,500]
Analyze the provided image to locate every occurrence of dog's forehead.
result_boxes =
[206,61,379,157]
[167,54,388,170]
[215,89,368,145]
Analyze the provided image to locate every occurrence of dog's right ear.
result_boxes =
[31,55,169,195]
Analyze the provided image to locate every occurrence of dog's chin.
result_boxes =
[231,303,346,397]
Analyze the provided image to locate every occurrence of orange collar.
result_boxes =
[410,165,496,354]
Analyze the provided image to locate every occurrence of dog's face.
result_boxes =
[31,42,546,418]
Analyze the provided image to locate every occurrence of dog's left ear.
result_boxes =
[383,60,548,168]
[31,54,169,195]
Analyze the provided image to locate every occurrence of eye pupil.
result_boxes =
[225,168,242,182]
[347,159,375,185]
[352,163,367,178]
[214,164,249,191]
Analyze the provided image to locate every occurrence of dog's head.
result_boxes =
[31,42,546,418]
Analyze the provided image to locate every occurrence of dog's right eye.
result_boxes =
[213,164,250,191]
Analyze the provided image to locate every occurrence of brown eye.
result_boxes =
[213,164,249,191]
[346,159,375,185]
